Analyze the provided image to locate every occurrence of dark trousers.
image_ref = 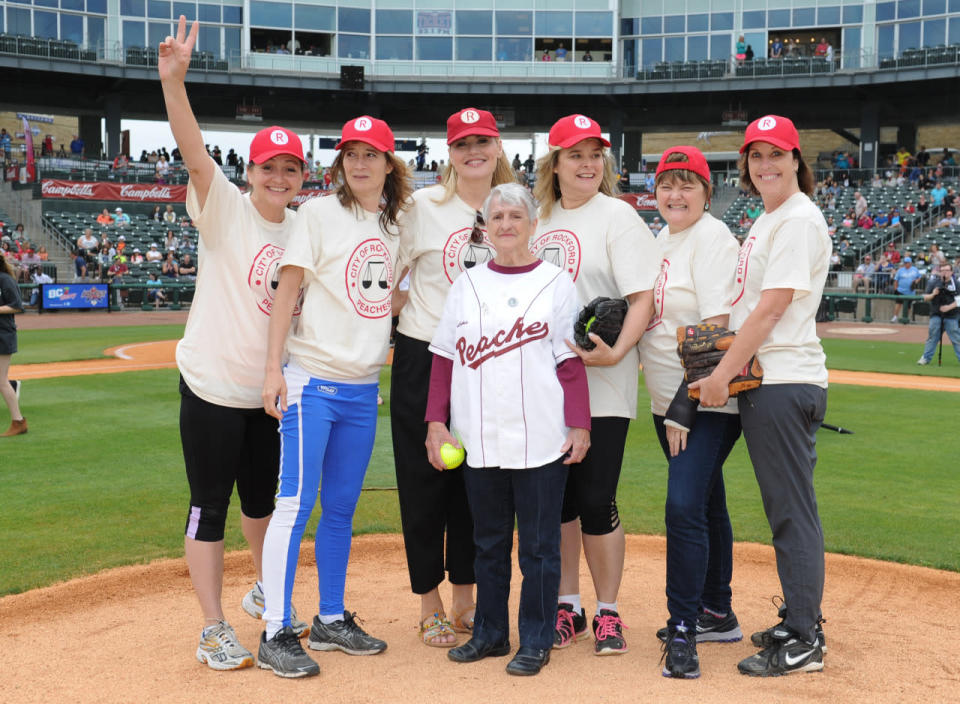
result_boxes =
[739,384,827,643]
[390,332,475,594]
[463,459,568,651]
[653,412,741,629]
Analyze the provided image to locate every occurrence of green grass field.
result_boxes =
[0,325,957,596]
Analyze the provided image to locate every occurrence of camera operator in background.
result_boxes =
[917,262,960,366]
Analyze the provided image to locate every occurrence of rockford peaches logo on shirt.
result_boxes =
[732,235,756,306]
[248,244,303,317]
[646,258,669,331]
[529,229,582,280]
[346,238,394,318]
[455,316,550,369]
[442,227,496,283]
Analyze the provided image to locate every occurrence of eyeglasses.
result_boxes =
[469,211,485,244]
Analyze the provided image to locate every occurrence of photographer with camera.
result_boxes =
[917,262,960,366]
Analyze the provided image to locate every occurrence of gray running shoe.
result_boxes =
[257,627,320,678]
[751,601,827,653]
[195,620,254,671]
[738,628,823,677]
[307,611,387,655]
[242,583,309,638]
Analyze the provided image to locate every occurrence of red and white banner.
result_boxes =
[618,192,657,211]
[42,180,188,202]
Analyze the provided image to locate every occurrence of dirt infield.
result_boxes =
[3,315,957,702]
[1,534,957,703]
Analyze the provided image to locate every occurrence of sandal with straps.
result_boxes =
[449,605,475,634]
[420,613,458,648]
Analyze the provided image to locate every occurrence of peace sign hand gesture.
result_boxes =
[158,15,198,84]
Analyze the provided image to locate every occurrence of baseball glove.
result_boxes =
[574,297,627,351]
[676,323,763,400]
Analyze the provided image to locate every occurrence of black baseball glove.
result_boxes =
[676,323,763,400]
[574,297,628,351]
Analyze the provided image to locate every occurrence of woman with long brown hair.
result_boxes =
[0,255,25,437]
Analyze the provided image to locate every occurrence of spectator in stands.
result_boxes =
[891,257,921,322]
[874,254,894,292]
[738,211,754,229]
[745,45,754,62]
[146,272,167,308]
[96,208,114,226]
[512,154,522,172]
[70,135,84,157]
[937,210,957,228]
[582,50,594,61]
[114,207,131,227]
[886,241,901,265]
[178,253,196,280]
[854,191,868,219]
[885,170,899,187]
[870,172,883,188]
[162,249,179,278]
[735,35,747,64]
[841,209,855,228]
[36,246,48,262]
[96,245,112,279]
[873,210,889,228]
[745,201,763,220]
[916,145,930,167]
[77,227,99,254]
[146,243,163,262]
[834,152,849,169]
[28,265,53,307]
[129,247,145,264]
[150,205,163,222]
[107,256,129,303]
[857,211,874,229]
[895,146,911,167]
[824,193,837,210]
[116,235,127,254]
[212,146,222,165]
[928,244,947,267]
[139,150,149,163]
[164,229,179,251]
[826,215,837,235]
[541,49,552,61]
[769,37,783,59]
[829,249,841,272]
[852,254,874,292]
[171,146,181,162]
[149,151,160,164]
[940,149,956,166]
[113,152,129,172]
[904,200,916,214]
[944,187,957,213]
[931,181,947,207]
[156,155,171,184]
[524,154,535,173]
[919,169,935,190]
[916,195,929,214]
[649,215,663,234]
[889,208,902,228]
[71,250,87,283]
[179,234,196,253]
[163,204,178,224]
[0,128,11,158]
[814,38,829,58]
[555,43,568,61]
[98,232,114,253]
[226,148,238,167]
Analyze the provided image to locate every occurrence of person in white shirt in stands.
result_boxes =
[260,115,412,677]
[532,114,659,656]
[145,243,163,262]
[163,204,178,224]
[637,146,743,679]
[160,15,309,674]
[692,115,831,677]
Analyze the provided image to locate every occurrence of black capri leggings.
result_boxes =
[560,416,630,535]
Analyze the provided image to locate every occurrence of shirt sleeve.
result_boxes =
[551,272,579,364]
[691,221,739,321]
[608,200,660,296]
[424,354,453,423]
[394,200,418,278]
[279,199,321,282]
[0,274,22,310]
[761,218,823,300]
[428,275,463,360]
[185,167,241,251]
[556,357,590,430]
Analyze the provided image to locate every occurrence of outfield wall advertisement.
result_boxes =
[41,283,109,310]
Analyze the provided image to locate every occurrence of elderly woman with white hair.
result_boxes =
[425,183,591,676]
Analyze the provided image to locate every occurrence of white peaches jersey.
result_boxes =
[533,193,660,418]
[429,261,579,470]
[281,195,405,383]
[177,167,302,408]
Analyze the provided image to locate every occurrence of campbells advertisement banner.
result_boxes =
[618,192,657,211]
[42,180,330,207]
[42,180,188,202]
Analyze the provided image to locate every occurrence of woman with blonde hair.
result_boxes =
[532,114,659,656]
[392,107,515,647]
[259,115,412,677]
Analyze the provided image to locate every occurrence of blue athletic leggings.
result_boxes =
[262,362,379,635]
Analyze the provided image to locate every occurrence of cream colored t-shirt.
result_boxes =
[730,192,830,387]
[176,167,298,408]
[281,195,403,383]
[533,193,659,418]
[397,186,495,342]
[637,213,739,416]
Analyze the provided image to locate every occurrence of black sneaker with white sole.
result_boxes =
[660,623,700,679]
[257,627,320,678]
[656,608,743,644]
[750,602,827,653]
[737,627,823,677]
[307,611,387,655]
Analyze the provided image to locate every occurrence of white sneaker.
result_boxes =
[917,357,930,365]
[890,316,898,323]
[196,620,254,670]
[242,583,309,638]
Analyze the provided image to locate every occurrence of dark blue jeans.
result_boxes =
[653,412,742,630]
[463,459,568,651]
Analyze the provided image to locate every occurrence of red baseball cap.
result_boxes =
[548,114,611,149]
[656,146,711,183]
[335,116,395,152]
[248,126,305,165]
[447,108,500,144]
[740,115,800,154]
